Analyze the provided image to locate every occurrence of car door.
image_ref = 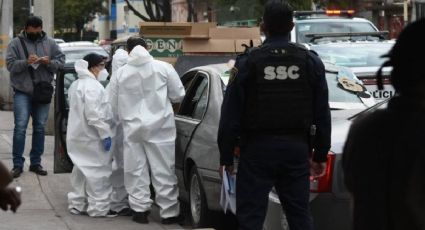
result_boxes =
[175,71,210,187]
[54,67,78,173]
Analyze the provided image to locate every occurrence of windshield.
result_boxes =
[63,48,109,63]
[296,21,376,43]
[326,71,364,104]
[311,43,393,68]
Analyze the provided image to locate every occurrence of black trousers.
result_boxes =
[236,136,313,230]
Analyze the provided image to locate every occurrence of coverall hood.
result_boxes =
[127,45,153,66]
[74,59,97,80]
[112,49,129,73]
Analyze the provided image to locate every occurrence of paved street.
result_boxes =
[0,110,190,230]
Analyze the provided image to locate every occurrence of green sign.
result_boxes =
[145,38,183,58]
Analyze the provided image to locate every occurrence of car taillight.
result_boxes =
[310,152,336,193]
[233,146,240,157]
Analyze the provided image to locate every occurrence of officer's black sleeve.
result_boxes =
[217,55,249,166]
[308,52,331,163]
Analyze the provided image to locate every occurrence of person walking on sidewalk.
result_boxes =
[6,16,65,178]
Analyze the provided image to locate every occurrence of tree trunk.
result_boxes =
[162,0,172,22]
[75,20,85,41]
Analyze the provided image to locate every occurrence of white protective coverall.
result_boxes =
[108,45,185,218]
[105,49,129,212]
[67,60,113,217]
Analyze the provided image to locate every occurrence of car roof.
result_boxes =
[59,41,99,48]
[307,39,395,47]
[295,17,373,23]
[54,38,65,43]
[60,46,107,52]
[111,35,132,45]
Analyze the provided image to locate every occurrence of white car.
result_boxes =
[291,10,379,43]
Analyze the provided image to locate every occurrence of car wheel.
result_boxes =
[189,166,209,227]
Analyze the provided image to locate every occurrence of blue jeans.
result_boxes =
[12,91,50,169]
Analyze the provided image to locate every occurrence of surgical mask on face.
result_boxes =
[98,69,109,81]
[26,32,42,41]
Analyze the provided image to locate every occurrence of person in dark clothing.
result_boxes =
[342,18,425,230]
[217,1,331,230]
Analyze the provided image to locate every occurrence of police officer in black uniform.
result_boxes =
[217,1,331,230]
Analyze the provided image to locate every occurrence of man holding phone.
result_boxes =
[6,16,65,178]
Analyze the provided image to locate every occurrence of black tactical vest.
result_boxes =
[243,43,314,135]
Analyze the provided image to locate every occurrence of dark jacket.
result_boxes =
[343,96,425,230]
[218,35,331,165]
[6,31,65,95]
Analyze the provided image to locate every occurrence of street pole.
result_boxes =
[33,0,54,37]
[0,0,14,110]
[30,0,34,15]
[404,0,409,24]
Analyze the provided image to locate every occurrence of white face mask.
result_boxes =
[98,69,109,81]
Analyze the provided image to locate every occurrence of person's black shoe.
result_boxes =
[117,208,133,216]
[109,208,133,216]
[132,211,150,224]
[161,214,185,225]
[29,165,48,176]
[11,167,23,178]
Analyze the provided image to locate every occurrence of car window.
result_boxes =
[173,71,197,113]
[192,83,208,120]
[311,43,394,68]
[178,73,209,119]
[182,71,198,90]
[297,22,376,43]
[64,72,78,109]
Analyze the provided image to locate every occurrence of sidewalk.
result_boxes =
[0,110,189,230]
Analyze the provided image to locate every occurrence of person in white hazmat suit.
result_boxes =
[105,49,131,215]
[66,53,116,217]
[108,36,185,224]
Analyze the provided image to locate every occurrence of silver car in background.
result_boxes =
[174,62,374,229]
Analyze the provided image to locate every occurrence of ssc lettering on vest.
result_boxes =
[264,65,300,80]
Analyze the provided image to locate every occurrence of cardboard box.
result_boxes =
[139,22,215,38]
[183,27,261,53]
[183,39,236,53]
[209,27,261,39]
[133,22,261,63]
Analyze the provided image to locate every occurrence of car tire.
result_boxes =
[189,166,209,228]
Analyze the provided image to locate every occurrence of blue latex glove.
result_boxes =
[103,137,112,152]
